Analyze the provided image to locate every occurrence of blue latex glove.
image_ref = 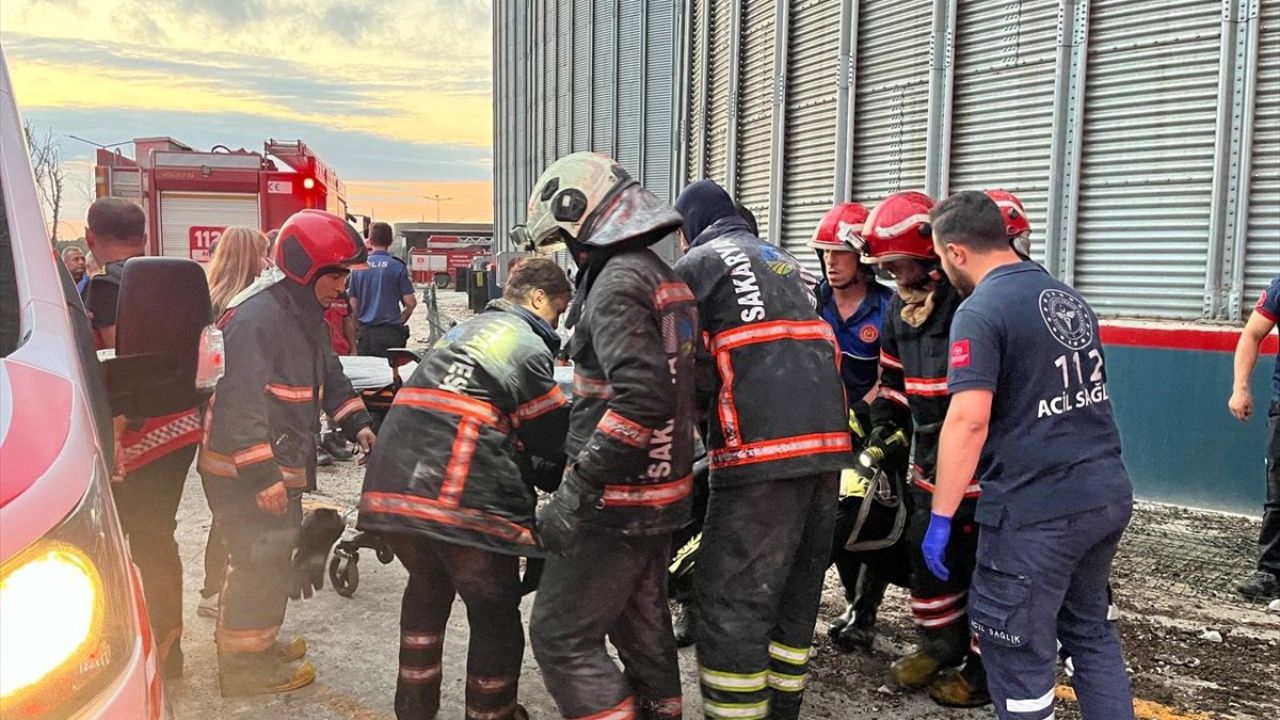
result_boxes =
[922,512,952,582]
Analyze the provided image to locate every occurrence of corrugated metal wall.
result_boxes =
[494,0,1280,321]
[947,0,1059,264]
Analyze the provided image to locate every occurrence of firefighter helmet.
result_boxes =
[524,152,681,252]
[857,191,937,263]
[274,210,366,285]
[810,202,871,252]
[984,189,1032,257]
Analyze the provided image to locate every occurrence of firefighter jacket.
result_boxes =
[81,260,201,475]
[566,248,699,536]
[357,300,571,556]
[870,279,980,499]
[198,277,373,497]
[673,217,851,484]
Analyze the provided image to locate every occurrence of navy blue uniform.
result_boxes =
[1251,275,1280,581]
[818,280,894,404]
[947,262,1133,720]
[349,249,413,357]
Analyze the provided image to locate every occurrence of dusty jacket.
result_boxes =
[673,217,851,484]
[199,278,373,496]
[358,300,570,556]
[870,279,979,499]
[567,248,699,536]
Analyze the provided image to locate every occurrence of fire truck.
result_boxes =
[396,222,493,288]
[94,137,346,261]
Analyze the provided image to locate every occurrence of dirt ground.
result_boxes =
[166,289,1280,719]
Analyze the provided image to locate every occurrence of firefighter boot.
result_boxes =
[672,599,697,648]
[321,431,354,461]
[833,608,877,651]
[218,650,316,697]
[927,660,991,708]
[890,651,943,689]
[273,637,308,663]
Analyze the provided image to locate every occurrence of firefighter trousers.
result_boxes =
[530,528,681,720]
[113,444,197,675]
[386,534,525,720]
[694,473,838,720]
[200,476,302,658]
[905,495,983,671]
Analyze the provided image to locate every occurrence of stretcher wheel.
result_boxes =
[330,554,359,597]
[375,544,395,564]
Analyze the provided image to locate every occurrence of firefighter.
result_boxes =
[672,179,849,720]
[358,256,573,720]
[523,152,697,720]
[808,201,901,649]
[983,189,1033,259]
[199,209,375,696]
[81,198,203,679]
[855,191,989,707]
[927,191,1135,720]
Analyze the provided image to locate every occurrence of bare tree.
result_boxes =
[23,121,65,244]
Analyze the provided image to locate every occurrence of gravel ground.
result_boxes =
[166,288,1280,719]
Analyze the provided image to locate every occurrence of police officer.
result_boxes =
[349,221,417,357]
[81,198,203,679]
[673,179,849,720]
[857,191,988,707]
[360,256,572,720]
[200,210,375,696]
[926,190,1135,720]
[525,152,697,720]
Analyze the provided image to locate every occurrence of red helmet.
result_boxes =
[857,191,937,263]
[273,210,366,285]
[809,202,870,252]
[984,189,1031,240]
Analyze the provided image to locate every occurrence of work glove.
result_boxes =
[921,512,952,582]
[536,465,603,556]
[290,508,345,600]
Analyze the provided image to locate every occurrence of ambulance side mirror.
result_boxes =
[103,257,214,418]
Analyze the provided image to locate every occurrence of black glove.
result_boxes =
[290,508,345,600]
[536,465,603,556]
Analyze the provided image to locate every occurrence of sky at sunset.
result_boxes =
[1,0,495,238]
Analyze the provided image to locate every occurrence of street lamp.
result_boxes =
[422,194,453,223]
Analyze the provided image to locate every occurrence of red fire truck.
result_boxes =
[399,222,493,288]
[94,137,346,261]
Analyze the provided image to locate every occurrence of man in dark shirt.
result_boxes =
[927,191,1134,720]
[348,221,416,357]
[82,198,203,679]
[1228,273,1280,601]
[62,245,86,283]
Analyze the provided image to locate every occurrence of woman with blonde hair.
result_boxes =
[207,226,271,320]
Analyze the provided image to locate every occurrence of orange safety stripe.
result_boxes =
[361,492,537,545]
[401,631,443,649]
[233,443,275,468]
[215,625,279,654]
[880,351,904,370]
[394,387,508,428]
[281,465,307,488]
[573,373,614,400]
[710,432,852,469]
[516,385,568,422]
[710,319,837,354]
[198,446,238,477]
[439,419,481,507]
[654,282,696,309]
[571,696,636,720]
[265,383,314,402]
[603,475,693,507]
[332,396,366,423]
[878,386,910,408]
[467,701,521,720]
[715,350,743,446]
[398,664,443,684]
[904,376,948,397]
[597,410,653,449]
